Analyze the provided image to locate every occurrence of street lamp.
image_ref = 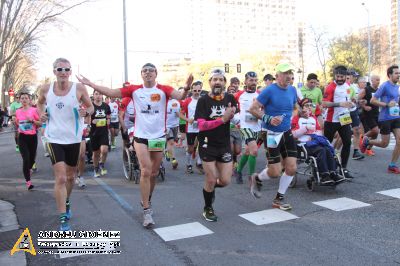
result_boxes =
[362,2,371,81]
[122,0,128,82]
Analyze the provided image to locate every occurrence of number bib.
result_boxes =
[110,114,118,123]
[19,121,33,131]
[339,112,352,126]
[389,105,399,116]
[245,113,257,122]
[96,118,107,127]
[148,138,166,152]
[266,130,284,148]
[192,121,198,129]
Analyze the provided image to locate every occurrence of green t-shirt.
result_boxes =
[300,86,323,105]
[9,102,22,116]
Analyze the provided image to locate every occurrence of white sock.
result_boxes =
[278,172,294,195]
[186,152,192,166]
[197,156,202,165]
[258,168,271,181]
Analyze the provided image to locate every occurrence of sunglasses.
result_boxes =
[303,103,314,108]
[55,67,71,72]
[142,68,156,73]
[192,90,202,92]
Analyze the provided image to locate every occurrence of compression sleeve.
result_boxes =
[197,118,224,132]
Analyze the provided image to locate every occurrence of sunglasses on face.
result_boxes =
[192,90,201,92]
[142,68,156,73]
[303,103,314,108]
[55,67,71,72]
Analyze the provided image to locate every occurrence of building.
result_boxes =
[187,0,300,64]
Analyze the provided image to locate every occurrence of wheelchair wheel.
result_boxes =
[306,179,316,191]
[289,175,297,188]
[131,151,141,184]
[122,148,133,181]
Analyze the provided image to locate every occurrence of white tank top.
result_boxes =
[45,82,83,144]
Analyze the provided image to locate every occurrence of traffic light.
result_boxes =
[225,63,229,73]
[237,64,241,73]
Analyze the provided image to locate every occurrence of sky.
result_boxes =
[35,0,391,87]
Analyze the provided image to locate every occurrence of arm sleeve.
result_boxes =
[291,116,307,138]
[256,88,269,106]
[373,84,385,99]
[197,118,224,131]
[160,85,174,98]
[120,86,133,98]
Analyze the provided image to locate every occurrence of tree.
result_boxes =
[0,0,89,108]
[308,26,331,84]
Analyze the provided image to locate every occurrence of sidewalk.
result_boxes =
[0,200,26,266]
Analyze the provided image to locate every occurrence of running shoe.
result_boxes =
[186,165,193,174]
[143,209,155,228]
[15,145,19,153]
[76,177,86,188]
[171,159,178,170]
[66,202,72,220]
[330,172,345,184]
[26,181,34,190]
[365,149,375,156]
[100,167,108,176]
[202,206,218,222]
[388,165,400,174]
[111,144,116,149]
[343,169,354,179]
[272,196,292,211]
[31,163,37,172]
[320,173,334,185]
[249,174,261,198]
[360,136,369,154]
[352,150,365,160]
[60,221,71,231]
[236,171,243,184]
[196,163,205,174]
[164,151,171,162]
[44,152,50,157]
[93,168,100,178]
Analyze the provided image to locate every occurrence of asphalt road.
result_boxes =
[0,129,399,266]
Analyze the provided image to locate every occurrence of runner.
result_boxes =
[90,91,111,177]
[9,94,22,152]
[195,69,237,221]
[322,65,354,179]
[248,63,298,210]
[262,74,275,90]
[119,96,135,148]
[37,57,94,231]
[180,81,203,174]
[234,71,261,184]
[76,110,90,188]
[15,91,41,190]
[108,97,120,149]
[77,63,193,228]
[361,65,400,173]
[227,83,242,177]
[165,96,181,169]
[300,73,324,129]
[358,75,380,156]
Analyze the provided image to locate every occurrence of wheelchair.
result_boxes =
[290,143,345,191]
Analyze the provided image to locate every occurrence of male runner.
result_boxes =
[195,69,237,221]
[78,63,192,228]
[37,58,93,231]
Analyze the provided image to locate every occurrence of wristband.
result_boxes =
[261,114,272,125]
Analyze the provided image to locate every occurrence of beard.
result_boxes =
[246,85,256,93]
[212,85,223,95]
[336,79,345,85]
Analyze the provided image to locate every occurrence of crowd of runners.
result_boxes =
[5,57,400,231]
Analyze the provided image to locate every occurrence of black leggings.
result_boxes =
[18,133,37,181]
[324,122,352,168]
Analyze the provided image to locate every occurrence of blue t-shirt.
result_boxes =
[257,83,297,132]
[374,80,400,121]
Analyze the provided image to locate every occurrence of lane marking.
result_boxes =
[313,197,371,211]
[239,209,299,225]
[154,222,213,241]
[377,188,400,199]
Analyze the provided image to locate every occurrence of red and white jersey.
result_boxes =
[108,101,119,123]
[120,84,173,139]
[166,99,180,128]
[119,97,135,129]
[181,97,199,133]
[291,115,321,143]
[323,82,352,123]
[235,90,260,132]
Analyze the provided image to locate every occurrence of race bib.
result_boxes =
[192,121,198,129]
[245,113,257,122]
[19,121,33,131]
[148,138,166,152]
[96,118,107,127]
[266,130,284,148]
[110,114,118,122]
[339,112,352,126]
[389,105,399,116]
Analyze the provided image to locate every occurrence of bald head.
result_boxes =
[370,75,380,89]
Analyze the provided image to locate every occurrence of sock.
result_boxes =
[258,168,271,181]
[248,155,256,175]
[389,162,396,167]
[66,199,70,212]
[60,213,67,223]
[278,172,294,195]
[197,156,202,165]
[203,189,214,208]
[237,154,249,173]
[148,194,152,202]
[275,192,284,200]
[186,152,192,166]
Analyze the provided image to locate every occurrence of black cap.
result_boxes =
[230,77,240,84]
[263,74,275,81]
